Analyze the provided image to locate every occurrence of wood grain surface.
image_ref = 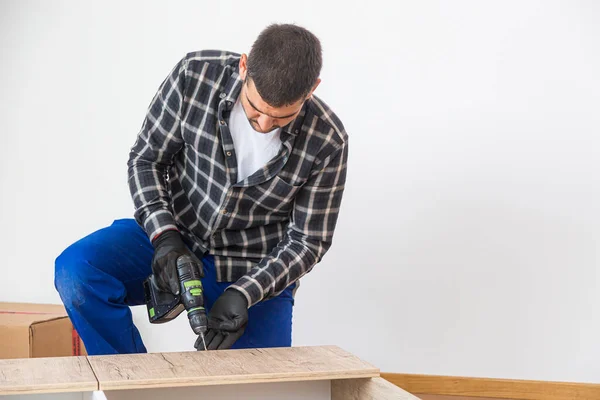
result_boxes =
[88,345,379,390]
[417,395,506,400]
[332,377,421,400]
[0,356,98,395]
[382,373,600,400]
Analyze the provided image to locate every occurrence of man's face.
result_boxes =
[239,78,304,134]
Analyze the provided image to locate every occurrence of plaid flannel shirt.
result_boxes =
[127,50,348,306]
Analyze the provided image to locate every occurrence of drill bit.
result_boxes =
[199,332,207,351]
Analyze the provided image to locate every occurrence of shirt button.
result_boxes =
[226,151,232,156]
[294,129,299,134]
[220,120,225,125]
[220,93,226,99]
[221,208,228,215]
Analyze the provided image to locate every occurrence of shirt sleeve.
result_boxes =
[228,139,349,306]
[127,57,188,241]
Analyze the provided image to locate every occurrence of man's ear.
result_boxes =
[308,78,322,98]
[239,54,248,80]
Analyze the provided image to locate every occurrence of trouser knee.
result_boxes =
[54,243,91,310]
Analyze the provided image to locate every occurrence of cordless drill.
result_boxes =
[143,254,208,349]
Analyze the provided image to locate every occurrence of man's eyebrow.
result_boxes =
[245,93,299,119]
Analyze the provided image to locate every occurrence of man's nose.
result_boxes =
[257,114,274,131]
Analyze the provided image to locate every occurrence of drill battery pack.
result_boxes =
[143,275,185,324]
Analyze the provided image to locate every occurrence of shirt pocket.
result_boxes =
[241,176,304,216]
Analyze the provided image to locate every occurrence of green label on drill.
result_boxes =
[190,288,203,296]
[183,280,202,289]
[187,307,205,313]
[149,308,155,318]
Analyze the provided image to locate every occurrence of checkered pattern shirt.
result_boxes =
[127,50,348,306]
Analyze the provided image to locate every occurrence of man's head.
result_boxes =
[239,24,322,133]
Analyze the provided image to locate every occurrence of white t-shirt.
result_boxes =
[228,98,282,182]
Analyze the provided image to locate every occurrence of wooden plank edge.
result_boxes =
[381,373,600,400]
[84,353,101,391]
[99,369,380,391]
[0,383,99,396]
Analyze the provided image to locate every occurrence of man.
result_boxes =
[54,23,348,355]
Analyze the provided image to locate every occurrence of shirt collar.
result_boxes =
[221,66,243,106]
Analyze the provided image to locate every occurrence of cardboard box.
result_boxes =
[0,302,86,359]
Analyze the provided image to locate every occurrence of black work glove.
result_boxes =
[196,288,248,350]
[151,230,202,295]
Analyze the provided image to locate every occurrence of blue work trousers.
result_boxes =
[54,219,295,355]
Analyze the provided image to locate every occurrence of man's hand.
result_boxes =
[197,289,248,350]
[151,230,202,295]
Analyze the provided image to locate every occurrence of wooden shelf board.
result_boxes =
[0,356,98,395]
[88,345,379,391]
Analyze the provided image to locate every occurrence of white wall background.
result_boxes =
[1,0,598,384]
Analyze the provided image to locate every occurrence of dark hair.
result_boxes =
[247,23,322,107]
